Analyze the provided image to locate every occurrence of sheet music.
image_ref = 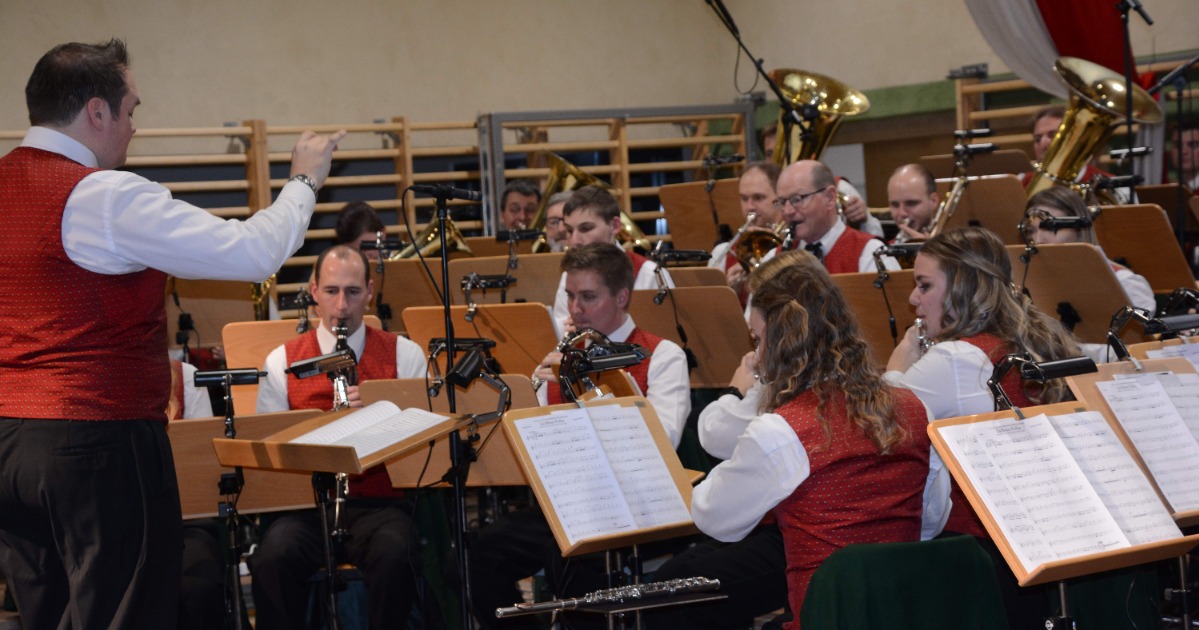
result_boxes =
[939,421,1056,572]
[290,401,449,459]
[939,415,1129,574]
[587,404,690,530]
[1115,371,1199,443]
[1146,342,1199,372]
[1096,378,1199,512]
[513,408,636,546]
[1046,411,1181,545]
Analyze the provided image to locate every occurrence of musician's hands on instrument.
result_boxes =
[534,351,563,386]
[842,195,868,224]
[886,325,923,373]
[895,222,929,242]
[730,351,758,395]
[290,129,348,190]
[346,384,363,408]
[725,264,748,292]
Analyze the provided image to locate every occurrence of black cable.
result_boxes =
[399,192,446,305]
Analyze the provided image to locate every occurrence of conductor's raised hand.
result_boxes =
[290,130,348,190]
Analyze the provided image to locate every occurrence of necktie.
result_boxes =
[804,241,824,262]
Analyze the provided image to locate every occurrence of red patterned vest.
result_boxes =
[169,359,185,421]
[942,333,1034,539]
[821,226,876,274]
[547,327,663,405]
[772,387,930,624]
[285,326,401,499]
[0,147,169,421]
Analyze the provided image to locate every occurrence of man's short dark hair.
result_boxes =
[26,39,130,127]
[314,244,371,286]
[561,242,633,296]
[563,186,620,222]
[743,161,781,188]
[334,201,385,246]
[501,179,541,207]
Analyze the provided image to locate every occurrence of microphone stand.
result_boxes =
[704,0,812,159]
[1115,0,1153,204]
[422,187,473,626]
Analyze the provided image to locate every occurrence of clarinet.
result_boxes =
[531,331,577,392]
[332,319,358,386]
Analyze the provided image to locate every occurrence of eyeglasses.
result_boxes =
[546,217,563,228]
[772,189,825,210]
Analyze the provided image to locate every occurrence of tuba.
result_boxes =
[769,69,870,165]
[1026,57,1162,203]
[251,274,275,321]
[528,153,652,253]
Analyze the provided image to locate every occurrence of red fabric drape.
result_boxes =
[1035,0,1154,87]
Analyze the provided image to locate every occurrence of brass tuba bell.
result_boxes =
[770,68,870,165]
[528,152,652,253]
[1026,57,1162,203]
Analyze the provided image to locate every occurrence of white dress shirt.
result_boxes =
[550,257,675,337]
[690,404,949,543]
[22,126,314,281]
[884,340,997,424]
[179,362,215,419]
[535,314,690,448]
[838,179,884,238]
[257,324,427,413]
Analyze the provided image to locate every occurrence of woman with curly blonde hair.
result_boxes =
[688,250,947,627]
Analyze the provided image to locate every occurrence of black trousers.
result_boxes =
[250,501,420,630]
[0,418,183,630]
[642,524,789,629]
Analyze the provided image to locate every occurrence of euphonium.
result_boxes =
[769,68,870,166]
[734,220,790,269]
[926,175,969,239]
[393,215,473,259]
[1026,57,1162,204]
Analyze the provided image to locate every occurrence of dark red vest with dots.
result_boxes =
[0,147,169,421]
[821,227,876,274]
[772,387,930,618]
[285,326,401,498]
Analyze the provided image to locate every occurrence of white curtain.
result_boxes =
[961,0,1065,99]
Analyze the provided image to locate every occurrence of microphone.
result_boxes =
[194,368,266,387]
[1091,174,1142,190]
[953,128,992,139]
[1020,356,1097,381]
[1038,216,1092,232]
[953,143,996,157]
[409,184,482,201]
[495,229,542,242]
[702,153,745,166]
[1108,146,1152,160]
[876,243,922,259]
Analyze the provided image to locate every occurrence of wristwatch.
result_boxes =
[288,174,318,195]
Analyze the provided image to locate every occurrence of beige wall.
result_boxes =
[1,0,1192,132]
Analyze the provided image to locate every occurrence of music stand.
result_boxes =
[627,287,751,388]
[447,253,565,307]
[1134,184,1199,233]
[368,258,447,335]
[403,303,558,378]
[829,270,918,370]
[662,267,726,287]
[1004,243,1148,345]
[166,278,257,355]
[1092,204,1197,294]
[658,179,742,252]
[359,376,539,488]
[464,236,534,258]
[931,174,1027,244]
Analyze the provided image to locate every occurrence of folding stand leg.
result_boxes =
[1164,554,1194,629]
[219,469,246,630]
[1043,581,1073,630]
[312,472,341,630]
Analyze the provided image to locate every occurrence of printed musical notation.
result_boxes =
[938,411,1180,575]
[289,400,450,459]
[513,404,690,547]
[1097,378,1199,513]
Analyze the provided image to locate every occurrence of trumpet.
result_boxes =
[733,219,791,270]
[914,318,936,354]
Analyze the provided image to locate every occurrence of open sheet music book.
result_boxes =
[1095,372,1199,513]
[290,401,448,461]
[506,398,694,556]
[935,410,1182,578]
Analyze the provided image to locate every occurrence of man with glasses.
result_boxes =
[773,160,894,273]
[541,190,571,252]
